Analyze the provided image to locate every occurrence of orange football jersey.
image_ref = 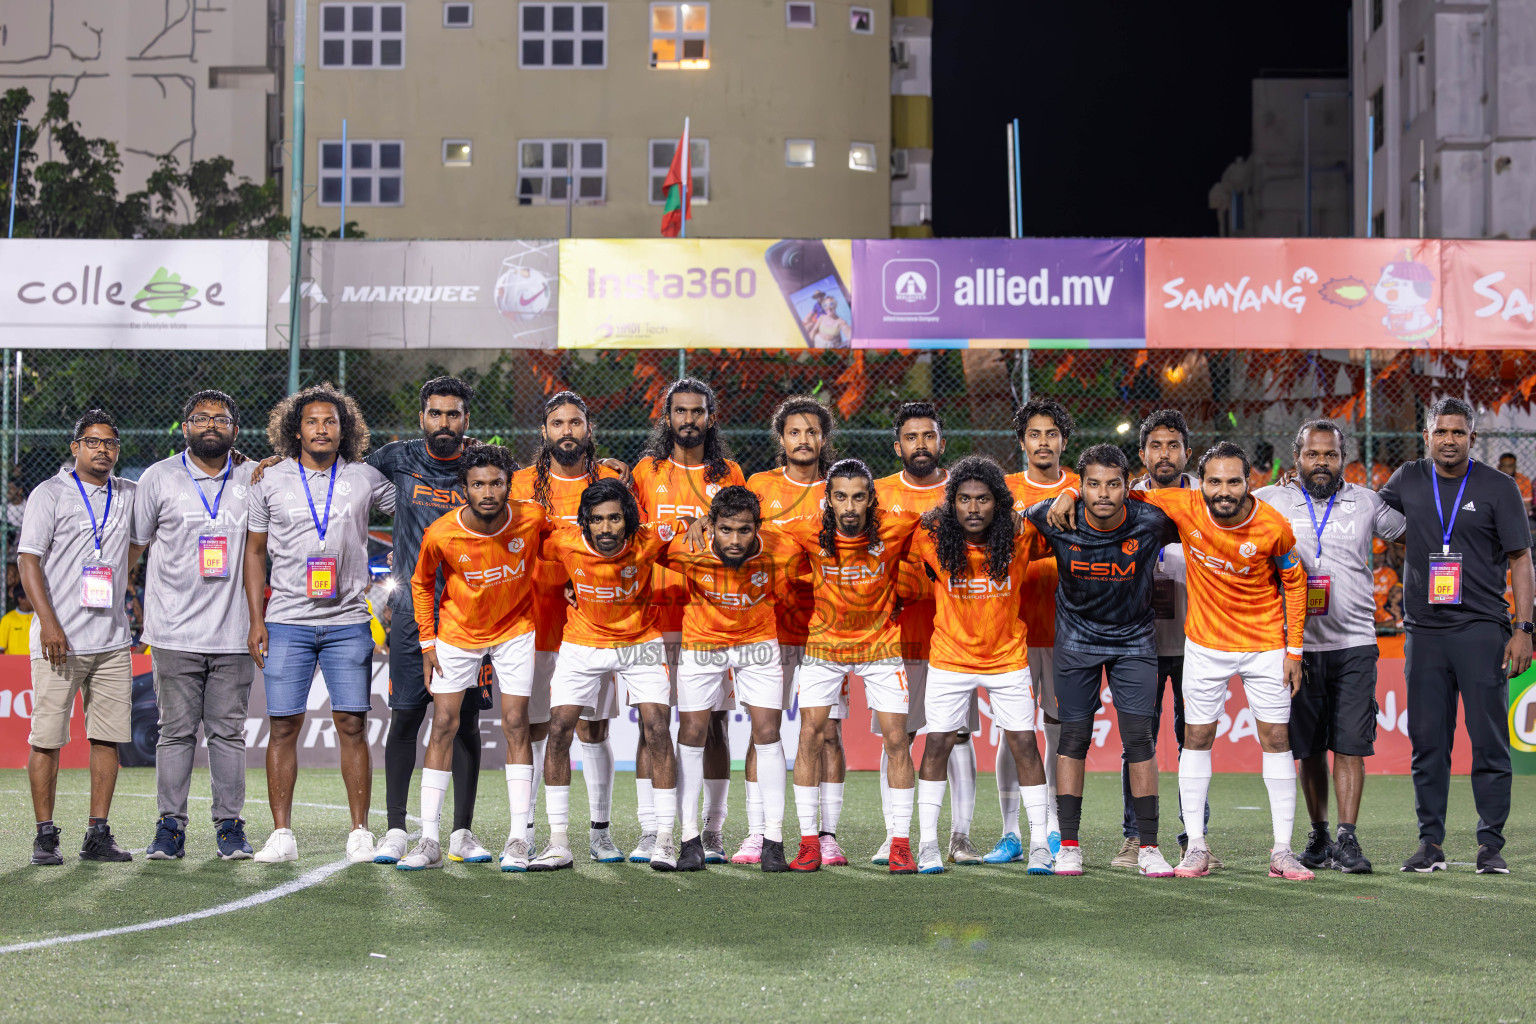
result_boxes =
[1005,467,1080,647]
[631,457,746,633]
[538,521,682,648]
[657,532,805,649]
[509,463,626,652]
[875,470,949,661]
[1131,488,1306,654]
[746,468,825,646]
[911,523,1039,673]
[1373,564,1399,623]
[412,501,552,649]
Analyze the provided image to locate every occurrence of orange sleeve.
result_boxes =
[412,529,444,646]
[1279,548,1307,656]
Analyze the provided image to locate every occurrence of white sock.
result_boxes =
[505,764,533,841]
[529,736,547,835]
[1262,750,1298,852]
[1043,722,1061,833]
[996,742,1021,837]
[579,739,614,824]
[636,777,655,834]
[419,767,451,844]
[890,786,914,839]
[745,779,765,837]
[819,781,845,836]
[879,748,893,835]
[703,778,729,835]
[1179,748,1213,846]
[754,743,787,844]
[917,778,947,846]
[652,787,677,841]
[545,784,570,848]
[794,784,820,838]
[677,744,705,842]
[948,740,977,835]
[1022,783,1050,848]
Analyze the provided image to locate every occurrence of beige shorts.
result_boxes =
[28,648,133,749]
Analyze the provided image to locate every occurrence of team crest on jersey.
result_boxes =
[1239,541,1257,558]
[233,484,248,499]
[508,538,524,553]
[751,571,768,587]
[705,483,721,498]
[658,523,675,541]
[621,565,638,578]
[869,540,885,555]
[336,480,353,496]
[1122,538,1139,555]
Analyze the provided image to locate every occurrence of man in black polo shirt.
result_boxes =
[1379,397,1533,875]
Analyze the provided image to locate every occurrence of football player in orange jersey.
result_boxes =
[630,379,745,864]
[741,396,848,866]
[992,399,1078,865]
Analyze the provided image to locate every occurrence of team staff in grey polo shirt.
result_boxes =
[244,384,394,865]
[1256,420,1406,874]
[20,410,142,866]
[132,390,258,862]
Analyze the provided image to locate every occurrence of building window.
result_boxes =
[319,139,404,206]
[648,138,709,204]
[1369,87,1384,150]
[518,139,606,204]
[1371,0,1383,31]
[443,139,472,165]
[319,4,405,68]
[520,3,607,68]
[848,141,877,172]
[443,3,473,27]
[651,2,709,69]
[1371,211,1385,238]
[786,2,814,28]
[850,7,873,33]
[785,139,815,168]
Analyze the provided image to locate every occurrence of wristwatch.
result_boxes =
[1516,621,1534,635]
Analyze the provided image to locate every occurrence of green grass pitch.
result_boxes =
[0,768,1530,1023]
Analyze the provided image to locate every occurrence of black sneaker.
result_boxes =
[1476,845,1509,874]
[1298,827,1334,870]
[31,824,63,866]
[1332,831,1372,874]
[676,836,706,872]
[215,818,254,860]
[761,839,789,873]
[80,823,132,863]
[145,815,185,860]
[1400,840,1447,873]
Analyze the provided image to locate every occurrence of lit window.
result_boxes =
[443,3,472,27]
[518,139,607,204]
[319,139,404,205]
[785,139,815,168]
[648,138,709,204]
[848,142,877,172]
[786,2,814,28]
[651,2,709,69]
[849,6,872,33]
[443,139,472,165]
[520,3,607,67]
[319,4,405,68]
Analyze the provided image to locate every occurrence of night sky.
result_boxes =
[932,0,1353,239]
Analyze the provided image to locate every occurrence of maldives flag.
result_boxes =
[659,119,692,238]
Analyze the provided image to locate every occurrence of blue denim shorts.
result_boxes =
[262,622,375,716]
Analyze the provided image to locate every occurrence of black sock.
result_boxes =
[87,816,107,829]
[591,820,609,831]
[36,820,53,834]
[451,704,483,832]
[1337,822,1356,836]
[1133,795,1159,848]
[818,830,836,838]
[1311,819,1329,834]
[1057,795,1083,843]
[384,706,428,832]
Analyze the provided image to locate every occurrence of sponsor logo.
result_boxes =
[953,268,1117,310]
[869,540,885,556]
[750,571,768,586]
[1188,544,1254,576]
[280,282,482,305]
[1462,500,1476,512]
[701,573,714,583]
[881,259,941,317]
[336,480,352,496]
[494,262,551,321]
[658,523,676,541]
[1239,541,1257,558]
[1068,560,1135,578]
[509,538,525,552]
[18,264,220,317]
[705,483,721,498]
[946,576,1012,596]
[412,484,464,507]
[458,554,471,563]
[656,504,705,519]
[1472,271,1536,325]
[1121,538,1138,555]
[821,563,884,583]
[705,591,764,608]
[574,568,585,576]
[621,565,638,578]
[1511,678,1536,753]
[575,579,642,600]
[463,562,525,585]
[1190,529,1203,540]
[233,484,248,499]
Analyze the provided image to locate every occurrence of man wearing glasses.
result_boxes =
[130,392,259,861]
[19,410,142,865]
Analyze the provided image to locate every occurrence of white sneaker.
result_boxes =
[397,837,443,871]
[649,834,678,871]
[253,828,297,863]
[871,835,892,865]
[1054,844,1084,876]
[448,828,493,864]
[345,827,377,864]
[628,832,658,863]
[529,842,573,872]
[500,837,533,872]
[702,830,727,864]
[589,827,624,863]
[1138,845,1175,878]
[1026,843,1055,875]
[917,841,945,874]
[373,828,409,865]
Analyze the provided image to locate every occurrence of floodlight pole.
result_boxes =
[287,1,308,394]
[8,118,21,238]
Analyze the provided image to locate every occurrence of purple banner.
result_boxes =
[851,238,1145,347]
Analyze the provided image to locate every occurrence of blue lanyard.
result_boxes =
[1431,459,1473,555]
[181,452,232,523]
[70,471,111,557]
[298,459,339,545]
[1300,483,1338,561]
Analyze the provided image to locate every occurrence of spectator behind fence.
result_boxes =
[0,583,33,654]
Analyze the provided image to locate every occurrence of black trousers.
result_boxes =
[1405,623,1512,851]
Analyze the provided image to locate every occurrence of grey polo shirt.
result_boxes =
[247,457,394,626]
[131,452,257,654]
[1134,473,1196,657]
[17,467,136,660]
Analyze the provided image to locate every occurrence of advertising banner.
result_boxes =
[557,238,855,348]
[269,239,558,349]
[1511,664,1536,775]
[1442,240,1536,350]
[852,238,1145,348]
[1145,238,1444,349]
[0,239,268,349]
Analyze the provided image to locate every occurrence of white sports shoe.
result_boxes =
[589,827,624,863]
[529,843,574,871]
[917,841,945,874]
[253,828,297,864]
[1026,843,1055,875]
[871,836,893,865]
[702,830,727,864]
[397,838,443,871]
[372,828,409,865]
[448,829,493,864]
[1138,845,1175,878]
[1054,844,1084,876]
[628,832,658,863]
[500,837,533,872]
[649,835,678,871]
[345,827,377,864]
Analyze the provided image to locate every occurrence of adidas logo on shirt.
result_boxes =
[1462,500,1476,511]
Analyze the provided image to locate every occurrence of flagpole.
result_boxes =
[680,116,690,239]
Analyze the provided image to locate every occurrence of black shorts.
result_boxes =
[387,612,492,712]
[1053,645,1159,723]
[1293,645,1378,759]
